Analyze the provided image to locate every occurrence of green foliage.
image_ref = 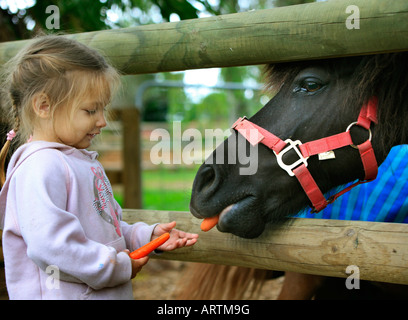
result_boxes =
[29,0,109,32]
[149,0,199,21]
[195,92,229,122]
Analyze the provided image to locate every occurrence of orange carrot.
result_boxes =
[200,215,219,232]
[129,232,170,259]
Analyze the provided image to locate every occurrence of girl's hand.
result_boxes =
[123,250,149,279]
[152,221,198,251]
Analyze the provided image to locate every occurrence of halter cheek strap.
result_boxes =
[231,97,378,213]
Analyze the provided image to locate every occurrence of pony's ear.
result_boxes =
[32,93,51,119]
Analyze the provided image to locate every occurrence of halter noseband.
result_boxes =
[231,97,378,213]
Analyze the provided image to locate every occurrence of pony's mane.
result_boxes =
[264,52,408,157]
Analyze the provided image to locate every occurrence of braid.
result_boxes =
[11,100,20,133]
[0,101,20,188]
[0,134,13,188]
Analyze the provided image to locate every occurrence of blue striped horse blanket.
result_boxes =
[296,145,408,223]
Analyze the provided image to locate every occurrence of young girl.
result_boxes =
[0,35,198,300]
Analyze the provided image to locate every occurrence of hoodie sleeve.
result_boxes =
[116,202,158,253]
[12,150,131,290]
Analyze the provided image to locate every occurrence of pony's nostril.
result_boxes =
[190,164,219,218]
[195,165,216,193]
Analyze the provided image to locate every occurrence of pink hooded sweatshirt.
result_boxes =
[0,141,156,300]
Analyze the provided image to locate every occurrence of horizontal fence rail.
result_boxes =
[123,209,408,285]
[0,0,407,74]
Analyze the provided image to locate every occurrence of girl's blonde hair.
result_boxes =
[0,35,120,187]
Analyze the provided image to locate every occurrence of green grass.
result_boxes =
[113,166,199,211]
[142,189,192,211]
[142,167,198,211]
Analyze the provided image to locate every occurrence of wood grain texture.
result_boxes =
[123,209,408,285]
[0,0,407,74]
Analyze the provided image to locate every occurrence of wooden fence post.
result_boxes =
[121,108,142,209]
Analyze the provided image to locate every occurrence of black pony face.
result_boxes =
[189,54,407,238]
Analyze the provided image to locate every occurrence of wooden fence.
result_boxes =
[0,0,408,289]
[124,209,408,285]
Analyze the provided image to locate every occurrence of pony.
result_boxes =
[181,52,408,299]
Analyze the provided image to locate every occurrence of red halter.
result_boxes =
[231,97,378,213]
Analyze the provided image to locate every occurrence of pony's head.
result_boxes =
[190,52,408,238]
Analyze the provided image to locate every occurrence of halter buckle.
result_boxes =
[346,121,372,149]
[274,139,309,177]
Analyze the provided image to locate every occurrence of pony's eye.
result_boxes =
[302,81,322,92]
[293,76,325,94]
